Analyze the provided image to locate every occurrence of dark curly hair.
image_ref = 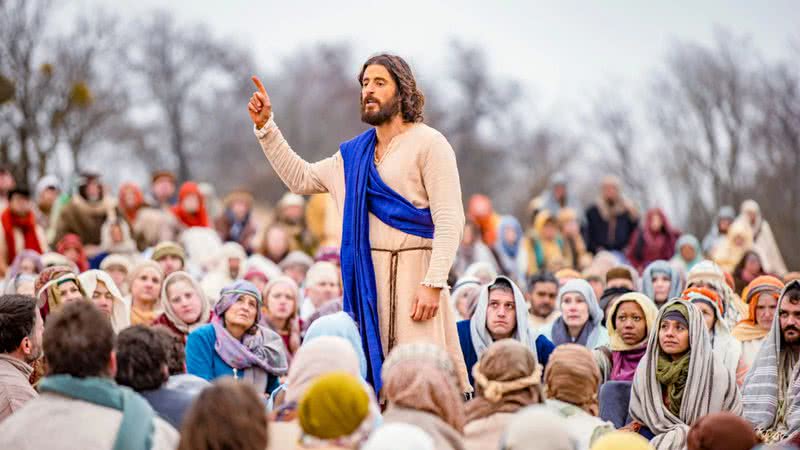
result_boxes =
[358,54,425,123]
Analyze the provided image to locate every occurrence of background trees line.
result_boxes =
[1,1,798,269]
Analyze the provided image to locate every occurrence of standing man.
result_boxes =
[248,54,468,391]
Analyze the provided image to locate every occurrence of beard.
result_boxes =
[361,94,400,126]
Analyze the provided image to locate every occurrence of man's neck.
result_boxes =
[374,116,412,159]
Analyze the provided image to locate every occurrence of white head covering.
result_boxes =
[362,423,435,450]
[78,269,130,333]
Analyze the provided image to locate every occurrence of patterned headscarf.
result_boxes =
[35,265,85,319]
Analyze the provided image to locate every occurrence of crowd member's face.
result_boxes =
[167,279,203,325]
[23,310,44,364]
[284,265,307,286]
[123,190,138,208]
[561,292,590,329]
[266,228,289,258]
[58,281,84,304]
[228,258,241,280]
[607,278,634,290]
[561,219,579,237]
[693,301,717,331]
[652,273,672,304]
[182,194,200,213]
[733,233,747,247]
[486,288,516,340]
[280,205,304,224]
[266,283,295,322]
[230,200,249,221]
[456,286,479,319]
[131,269,162,302]
[157,255,183,277]
[306,277,340,307]
[503,226,518,247]
[756,294,778,331]
[541,222,558,241]
[0,172,16,191]
[248,275,268,294]
[110,224,124,244]
[63,248,81,265]
[718,218,732,233]
[19,257,37,275]
[746,211,758,227]
[587,279,605,302]
[553,184,567,202]
[39,187,59,208]
[9,194,31,216]
[361,64,400,126]
[225,294,259,331]
[602,183,619,203]
[659,317,690,358]
[680,244,696,262]
[744,254,762,275]
[85,181,101,202]
[649,213,663,233]
[615,301,647,346]
[153,178,176,202]
[91,280,115,317]
[106,267,128,291]
[529,281,558,318]
[779,298,800,346]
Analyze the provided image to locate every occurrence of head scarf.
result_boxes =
[305,261,339,288]
[470,276,539,362]
[382,343,465,433]
[78,269,130,333]
[212,281,288,386]
[100,253,132,274]
[605,293,659,381]
[713,219,754,273]
[592,431,653,450]
[284,336,361,405]
[630,299,742,450]
[56,233,89,272]
[100,219,136,255]
[450,277,481,321]
[118,182,144,224]
[681,287,742,377]
[463,262,498,283]
[35,265,85,319]
[3,250,43,288]
[151,241,185,265]
[549,279,606,348]
[466,340,544,422]
[494,216,524,276]
[641,260,684,306]
[303,312,368,380]
[500,406,576,450]
[298,372,378,448]
[673,234,703,271]
[544,344,601,415]
[687,260,745,329]
[159,271,211,334]
[745,280,800,439]
[732,275,784,342]
[362,424,435,450]
[171,181,209,228]
[687,412,760,450]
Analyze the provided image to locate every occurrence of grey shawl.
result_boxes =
[629,300,742,450]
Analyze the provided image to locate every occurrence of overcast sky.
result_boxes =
[69,0,799,109]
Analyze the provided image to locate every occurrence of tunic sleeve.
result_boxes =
[254,115,342,195]
[420,132,465,288]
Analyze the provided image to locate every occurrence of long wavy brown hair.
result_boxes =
[358,54,425,123]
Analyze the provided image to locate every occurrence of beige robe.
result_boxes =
[255,117,469,389]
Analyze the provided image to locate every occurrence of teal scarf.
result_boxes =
[39,375,155,450]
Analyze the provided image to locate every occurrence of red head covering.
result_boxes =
[118,182,144,224]
[467,194,499,246]
[739,275,784,326]
[1,206,43,265]
[56,233,89,272]
[171,182,209,228]
[681,287,724,316]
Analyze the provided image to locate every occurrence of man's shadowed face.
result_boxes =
[361,64,400,126]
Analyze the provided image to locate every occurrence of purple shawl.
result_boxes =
[609,346,647,382]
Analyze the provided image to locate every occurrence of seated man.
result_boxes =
[457,276,554,388]
[299,262,341,322]
[0,294,43,422]
[0,301,178,449]
[743,280,800,443]
[115,325,195,429]
[526,271,560,332]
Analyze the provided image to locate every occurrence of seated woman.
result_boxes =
[79,269,130,333]
[681,287,744,383]
[594,292,659,384]
[732,275,784,368]
[185,280,288,399]
[541,279,608,349]
[464,340,544,450]
[127,260,164,326]
[154,271,212,342]
[628,301,742,449]
[641,260,684,309]
[260,276,301,357]
[35,265,86,321]
[2,250,42,293]
[382,343,466,450]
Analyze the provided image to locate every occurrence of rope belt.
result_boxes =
[371,246,432,352]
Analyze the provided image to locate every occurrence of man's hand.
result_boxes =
[411,285,441,321]
[248,75,272,129]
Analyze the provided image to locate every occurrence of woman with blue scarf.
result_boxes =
[186,280,288,397]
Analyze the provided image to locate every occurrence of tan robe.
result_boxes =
[255,117,470,389]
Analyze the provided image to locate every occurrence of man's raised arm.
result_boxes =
[248,75,339,195]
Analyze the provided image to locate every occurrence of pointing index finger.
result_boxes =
[251,76,267,95]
